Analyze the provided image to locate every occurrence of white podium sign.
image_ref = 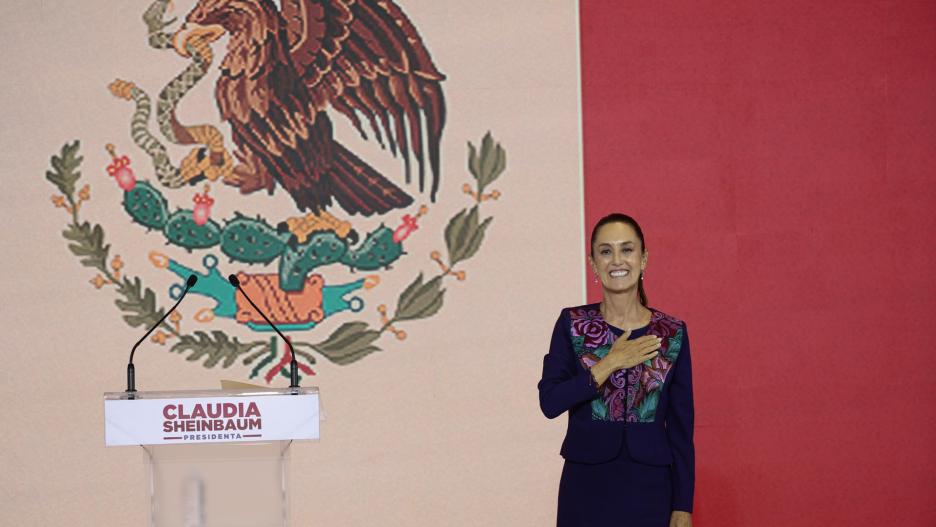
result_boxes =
[104,390,319,446]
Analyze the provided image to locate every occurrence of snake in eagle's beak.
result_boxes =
[172,22,225,57]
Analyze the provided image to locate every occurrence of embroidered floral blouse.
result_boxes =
[569,305,686,422]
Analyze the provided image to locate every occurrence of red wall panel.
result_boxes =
[580,1,936,525]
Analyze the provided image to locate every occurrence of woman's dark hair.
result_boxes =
[590,213,648,307]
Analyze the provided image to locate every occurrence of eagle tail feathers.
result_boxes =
[328,142,413,217]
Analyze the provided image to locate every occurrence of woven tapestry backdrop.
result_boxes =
[0,1,584,525]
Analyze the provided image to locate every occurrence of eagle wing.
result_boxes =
[280,0,446,201]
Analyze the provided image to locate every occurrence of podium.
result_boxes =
[104,388,320,527]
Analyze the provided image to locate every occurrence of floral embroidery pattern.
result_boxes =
[569,306,684,422]
[569,307,613,348]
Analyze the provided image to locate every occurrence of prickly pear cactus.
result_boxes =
[341,226,402,271]
[164,209,222,250]
[220,214,292,265]
[120,183,407,280]
[123,181,169,230]
[278,231,347,291]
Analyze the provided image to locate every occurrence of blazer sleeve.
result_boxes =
[537,310,600,419]
[666,323,696,513]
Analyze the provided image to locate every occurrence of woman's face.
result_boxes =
[589,221,647,294]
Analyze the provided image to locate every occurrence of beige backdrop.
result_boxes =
[0,1,585,524]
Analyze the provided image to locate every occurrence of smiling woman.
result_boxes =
[538,213,696,527]
[590,214,649,305]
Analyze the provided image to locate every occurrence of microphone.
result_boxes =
[126,274,198,398]
[228,274,300,391]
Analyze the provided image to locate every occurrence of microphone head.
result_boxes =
[186,275,198,288]
[228,274,240,287]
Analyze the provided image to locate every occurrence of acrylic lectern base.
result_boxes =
[143,441,291,527]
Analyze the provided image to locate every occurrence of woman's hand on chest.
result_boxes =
[589,333,661,385]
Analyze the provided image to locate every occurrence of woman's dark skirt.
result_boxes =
[557,441,672,527]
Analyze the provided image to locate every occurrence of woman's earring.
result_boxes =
[593,275,599,283]
[640,270,645,281]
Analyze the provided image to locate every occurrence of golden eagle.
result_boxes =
[173,0,446,217]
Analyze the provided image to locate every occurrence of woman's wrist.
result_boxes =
[590,360,610,386]
[589,368,602,389]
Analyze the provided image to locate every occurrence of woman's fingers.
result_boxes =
[638,335,662,349]
[618,335,655,352]
[611,335,664,369]
[637,338,662,353]
[639,342,660,358]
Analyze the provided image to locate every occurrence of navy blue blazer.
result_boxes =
[538,305,695,513]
